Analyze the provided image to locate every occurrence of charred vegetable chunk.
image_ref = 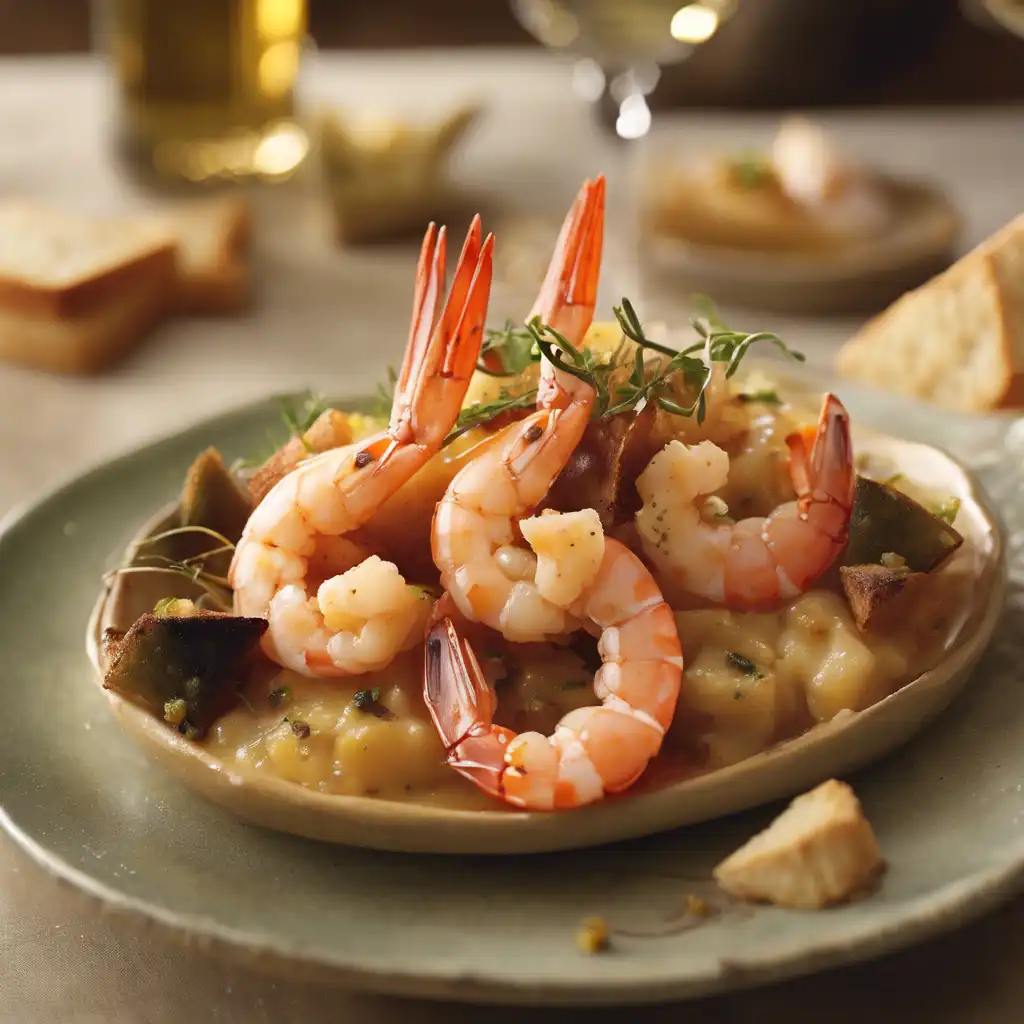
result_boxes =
[842,476,963,572]
[102,612,267,737]
[181,448,253,549]
[840,564,926,631]
[547,407,661,529]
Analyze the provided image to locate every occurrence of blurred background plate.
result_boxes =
[642,176,962,316]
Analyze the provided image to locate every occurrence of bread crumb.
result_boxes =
[714,779,884,909]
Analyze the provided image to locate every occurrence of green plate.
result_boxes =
[1,380,1022,1005]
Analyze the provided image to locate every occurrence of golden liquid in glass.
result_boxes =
[108,0,309,183]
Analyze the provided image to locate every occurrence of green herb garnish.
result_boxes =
[279,392,329,452]
[561,679,588,691]
[477,320,540,377]
[726,652,760,677]
[371,365,398,418]
[444,387,540,447]
[352,687,394,719]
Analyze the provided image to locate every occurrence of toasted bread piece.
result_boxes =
[139,197,251,313]
[0,201,176,373]
[714,779,884,909]
[837,214,1024,410]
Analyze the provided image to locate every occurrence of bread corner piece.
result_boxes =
[0,201,177,374]
[837,213,1024,411]
[140,197,252,315]
[714,779,884,909]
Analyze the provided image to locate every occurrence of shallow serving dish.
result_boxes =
[84,388,1004,856]
[1,371,1022,1004]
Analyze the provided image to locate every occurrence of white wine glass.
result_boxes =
[511,0,739,140]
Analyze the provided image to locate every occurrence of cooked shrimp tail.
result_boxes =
[230,218,494,676]
[426,524,684,810]
[533,175,605,410]
[636,392,855,610]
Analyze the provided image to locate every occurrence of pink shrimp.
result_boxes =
[230,217,494,676]
[432,176,606,641]
[635,393,854,610]
[425,529,682,810]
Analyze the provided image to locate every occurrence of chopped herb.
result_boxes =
[268,686,291,709]
[575,915,610,955]
[726,652,760,677]
[737,389,781,405]
[290,720,311,739]
[561,679,588,691]
[163,698,187,726]
[883,472,906,488]
[932,497,960,525]
[353,687,394,719]
[733,689,744,700]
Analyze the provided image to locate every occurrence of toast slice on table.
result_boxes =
[836,213,1024,411]
[139,197,252,314]
[0,201,177,374]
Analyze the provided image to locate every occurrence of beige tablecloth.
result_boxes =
[0,51,1022,1024]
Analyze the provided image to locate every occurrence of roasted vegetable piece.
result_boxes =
[839,564,927,631]
[841,476,963,572]
[178,447,253,575]
[248,408,354,505]
[102,612,267,737]
[547,406,660,529]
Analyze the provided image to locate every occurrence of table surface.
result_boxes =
[1,51,1023,1024]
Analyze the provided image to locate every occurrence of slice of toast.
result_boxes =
[0,201,177,374]
[138,197,251,314]
[837,214,1024,410]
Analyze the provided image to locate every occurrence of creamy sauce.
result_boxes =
[198,390,972,806]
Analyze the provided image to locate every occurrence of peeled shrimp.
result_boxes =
[432,176,606,642]
[635,393,854,611]
[425,511,683,810]
[230,217,494,676]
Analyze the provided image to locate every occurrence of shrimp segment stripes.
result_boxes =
[424,532,683,811]
[230,217,494,676]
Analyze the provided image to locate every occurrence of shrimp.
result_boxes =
[425,511,683,810]
[432,176,606,642]
[229,217,494,676]
[634,393,854,611]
